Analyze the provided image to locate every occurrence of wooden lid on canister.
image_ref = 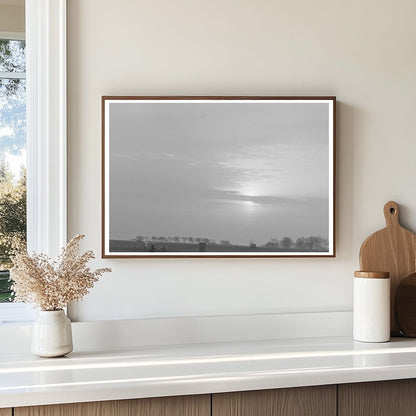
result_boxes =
[354,271,389,279]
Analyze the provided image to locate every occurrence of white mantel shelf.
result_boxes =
[2,336,416,408]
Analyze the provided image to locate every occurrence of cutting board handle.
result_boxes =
[384,201,400,228]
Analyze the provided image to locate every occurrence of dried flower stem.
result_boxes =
[10,234,111,310]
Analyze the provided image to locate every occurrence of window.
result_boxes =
[0,36,26,305]
[0,0,67,324]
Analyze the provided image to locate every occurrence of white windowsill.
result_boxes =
[0,303,36,325]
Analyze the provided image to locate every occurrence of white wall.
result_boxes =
[67,0,416,322]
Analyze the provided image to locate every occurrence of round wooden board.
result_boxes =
[395,272,416,337]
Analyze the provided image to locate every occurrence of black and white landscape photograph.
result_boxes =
[103,97,335,257]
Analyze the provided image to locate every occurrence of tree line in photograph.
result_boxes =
[108,234,329,253]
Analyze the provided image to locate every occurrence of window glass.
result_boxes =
[0,39,26,72]
[0,38,26,303]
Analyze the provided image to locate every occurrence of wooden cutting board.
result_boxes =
[359,201,416,335]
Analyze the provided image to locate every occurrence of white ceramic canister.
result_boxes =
[353,271,390,343]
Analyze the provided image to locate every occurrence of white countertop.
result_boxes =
[2,336,416,408]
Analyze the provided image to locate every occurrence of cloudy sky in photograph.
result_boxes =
[108,100,331,246]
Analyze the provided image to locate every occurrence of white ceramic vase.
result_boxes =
[31,310,73,357]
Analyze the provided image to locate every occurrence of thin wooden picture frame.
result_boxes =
[102,96,336,258]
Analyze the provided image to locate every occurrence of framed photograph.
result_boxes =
[102,96,335,258]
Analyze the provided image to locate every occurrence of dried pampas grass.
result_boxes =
[10,234,111,311]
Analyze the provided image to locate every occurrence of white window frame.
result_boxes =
[0,0,67,324]
[0,31,25,41]
[26,0,67,257]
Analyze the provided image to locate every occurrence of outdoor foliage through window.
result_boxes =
[0,39,27,302]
